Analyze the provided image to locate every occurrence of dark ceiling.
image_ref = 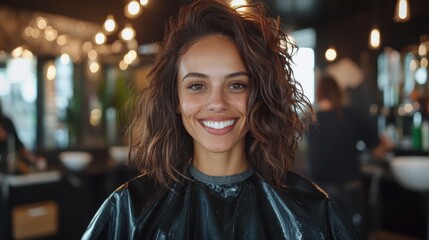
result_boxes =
[0,0,428,50]
[0,0,385,43]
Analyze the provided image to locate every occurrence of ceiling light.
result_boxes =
[325,48,337,62]
[11,46,24,58]
[125,1,142,19]
[46,63,56,81]
[60,53,71,65]
[418,43,427,57]
[104,15,117,33]
[229,0,248,13]
[95,32,107,45]
[22,49,33,59]
[394,0,410,22]
[56,35,68,46]
[31,28,40,38]
[89,62,100,73]
[82,41,93,52]
[44,26,58,42]
[230,0,248,8]
[120,24,136,41]
[369,27,381,49]
[119,60,128,70]
[36,17,48,30]
[88,50,98,61]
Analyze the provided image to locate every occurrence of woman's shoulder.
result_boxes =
[94,174,161,221]
[284,171,328,199]
[82,174,161,239]
[112,174,160,203]
[254,171,359,238]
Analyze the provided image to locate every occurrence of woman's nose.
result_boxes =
[206,90,229,112]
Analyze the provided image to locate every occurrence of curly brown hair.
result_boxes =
[127,0,313,189]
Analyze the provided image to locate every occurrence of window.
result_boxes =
[291,28,316,104]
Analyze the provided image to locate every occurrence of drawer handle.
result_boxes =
[27,207,47,217]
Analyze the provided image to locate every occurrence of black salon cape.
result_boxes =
[82,170,359,239]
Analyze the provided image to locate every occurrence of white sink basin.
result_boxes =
[389,156,429,192]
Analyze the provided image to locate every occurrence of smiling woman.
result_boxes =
[82,0,360,239]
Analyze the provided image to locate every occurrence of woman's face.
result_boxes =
[177,35,250,155]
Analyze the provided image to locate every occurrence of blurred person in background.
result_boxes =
[306,74,392,239]
[0,100,37,173]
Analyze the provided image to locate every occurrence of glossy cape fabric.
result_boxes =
[82,169,360,239]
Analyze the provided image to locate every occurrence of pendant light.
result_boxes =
[103,15,117,33]
[394,0,410,23]
[369,27,381,49]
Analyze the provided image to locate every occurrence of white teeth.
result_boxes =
[202,120,235,130]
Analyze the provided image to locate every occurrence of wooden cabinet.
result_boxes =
[12,201,58,239]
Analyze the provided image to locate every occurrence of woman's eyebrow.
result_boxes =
[182,72,208,81]
[225,71,249,79]
[182,71,248,82]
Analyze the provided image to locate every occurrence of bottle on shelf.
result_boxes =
[422,119,429,151]
[412,111,422,150]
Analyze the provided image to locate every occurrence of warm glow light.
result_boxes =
[410,59,418,71]
[404,103,413,114]
[11,46,33,59]
[325,48,337,62]
[230,0,248,13]
[56,35,68,46]
[119,60,128,70]
[90,108,102,126]
[95,32,106,45]
[97,44,108,54]
[124,50,138,64]
[22,49,33,59]
[36,17,48,30]
[421,57,428,68]
[104,15,117,33]
[418,43,427,57]
[230,0,248,7]
[394,0,410,22]
[125,0,142,18]
[88,50,98,61]
[140,0,148,5]
[89,62,100,73]
[369,28,381,49]
[24,27,33,37]
[82,41,93,52]
[44,26,58,42]
[120,24,135,41]
[11,47,23,58]
[46,64,56,81]
[60,53,71,65]
[31,28,40,38]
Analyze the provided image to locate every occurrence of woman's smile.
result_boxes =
[199,118,238,134]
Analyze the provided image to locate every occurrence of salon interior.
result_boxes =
[0,0,428,239]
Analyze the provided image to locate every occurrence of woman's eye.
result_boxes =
[229,82,247,89]
[187,83,205,91]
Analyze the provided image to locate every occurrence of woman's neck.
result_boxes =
[192,145,249,176]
